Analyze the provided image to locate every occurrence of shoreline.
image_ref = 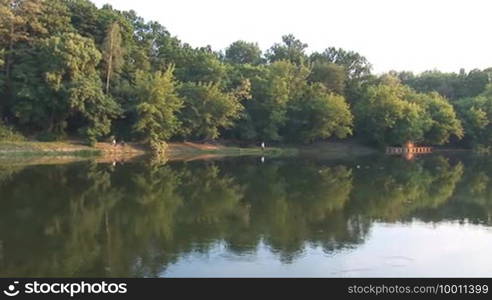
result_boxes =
[0,140,473,165]
[0,140,298,164]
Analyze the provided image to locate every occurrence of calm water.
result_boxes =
[1,154,491,277]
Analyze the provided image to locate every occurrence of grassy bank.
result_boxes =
[0,141,102,157]
[166,142,298,160]
[0,140,377,163]
[0,140,148,158]
[297,140,378,159]
[0,140,297,160]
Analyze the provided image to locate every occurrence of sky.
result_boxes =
[91,0,492,74]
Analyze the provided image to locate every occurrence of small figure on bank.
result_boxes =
[112,138,117,147]
[261,142,265,151]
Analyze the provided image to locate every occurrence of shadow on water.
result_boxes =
[0,153,491,276]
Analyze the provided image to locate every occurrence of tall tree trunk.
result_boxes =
[105,38,113,94]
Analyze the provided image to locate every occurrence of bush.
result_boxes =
[0,123,26,142]
[149,140,168,157]
[86,136,97,147]
[473,144,492,154]
[36,131,66,142]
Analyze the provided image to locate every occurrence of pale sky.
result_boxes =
[92,0,492,74]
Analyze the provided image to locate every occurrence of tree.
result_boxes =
[464,69,490,98]
[39,0,72,35]
[133,67,183,143]
[399,69,492,101]
[354,83,428,145]
[355,79,463,146]
[266,34,308,65]
[311,47,372,80]
[64,0,101,40]
[174,47,227,83]
[400,70,461,100]
[0,0,46,117]
[14,33,120,142]
[2,0,491,149]
[286,84,353,143]
[247,60,310,141]
[455,85,492,147]
[178,82,245,140]
[102,22,124,94]
[310,47,372,102]
[225,41,263,65]
[308,61,346,95]
[410,92,463,145]
[124,18,177,73]
[68,75,121,145]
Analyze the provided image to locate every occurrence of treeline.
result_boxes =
[2,0,492,149]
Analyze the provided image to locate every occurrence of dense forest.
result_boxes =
[2,0,492,150]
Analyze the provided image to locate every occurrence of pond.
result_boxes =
[0,153,491,277]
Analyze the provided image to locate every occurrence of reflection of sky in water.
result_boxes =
[163,221,492,277]
[2,155,491,277]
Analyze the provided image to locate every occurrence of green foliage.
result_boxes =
[308,61,346,94]
[1,0,491,149]
[133,67,183,143]
[286,84,353,143]
[40,0,73,35]
[398,69,492,100]
[310,47,373,103]
[247,61,310,141]
[149,140,168,157]
[355,82,429,145]
[0,121,25,141]
[456,85,492,147]
[69,74,122,144]
[14,32,120,142]
[35,131,65,142]
[311,47,372,80]
[225,41,263,65]
[473,144,492,154]
[411,92,463,145]
[174,47,226,83]
[355,80,463,146]
[266,34,308,65]
[178,82,244,140]
[64,0,101,40]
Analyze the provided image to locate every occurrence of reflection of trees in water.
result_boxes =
[0,165,25,186]
[0,155,485,277]
[0,163,123,276]
[416,156,492,224]
[460,157,492,218]
[238,163,357,263]
[350,156,464,221]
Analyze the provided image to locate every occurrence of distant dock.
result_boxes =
[386,146,432,155]
[386,142,432,159]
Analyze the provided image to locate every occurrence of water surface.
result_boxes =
[0,154,491,277]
